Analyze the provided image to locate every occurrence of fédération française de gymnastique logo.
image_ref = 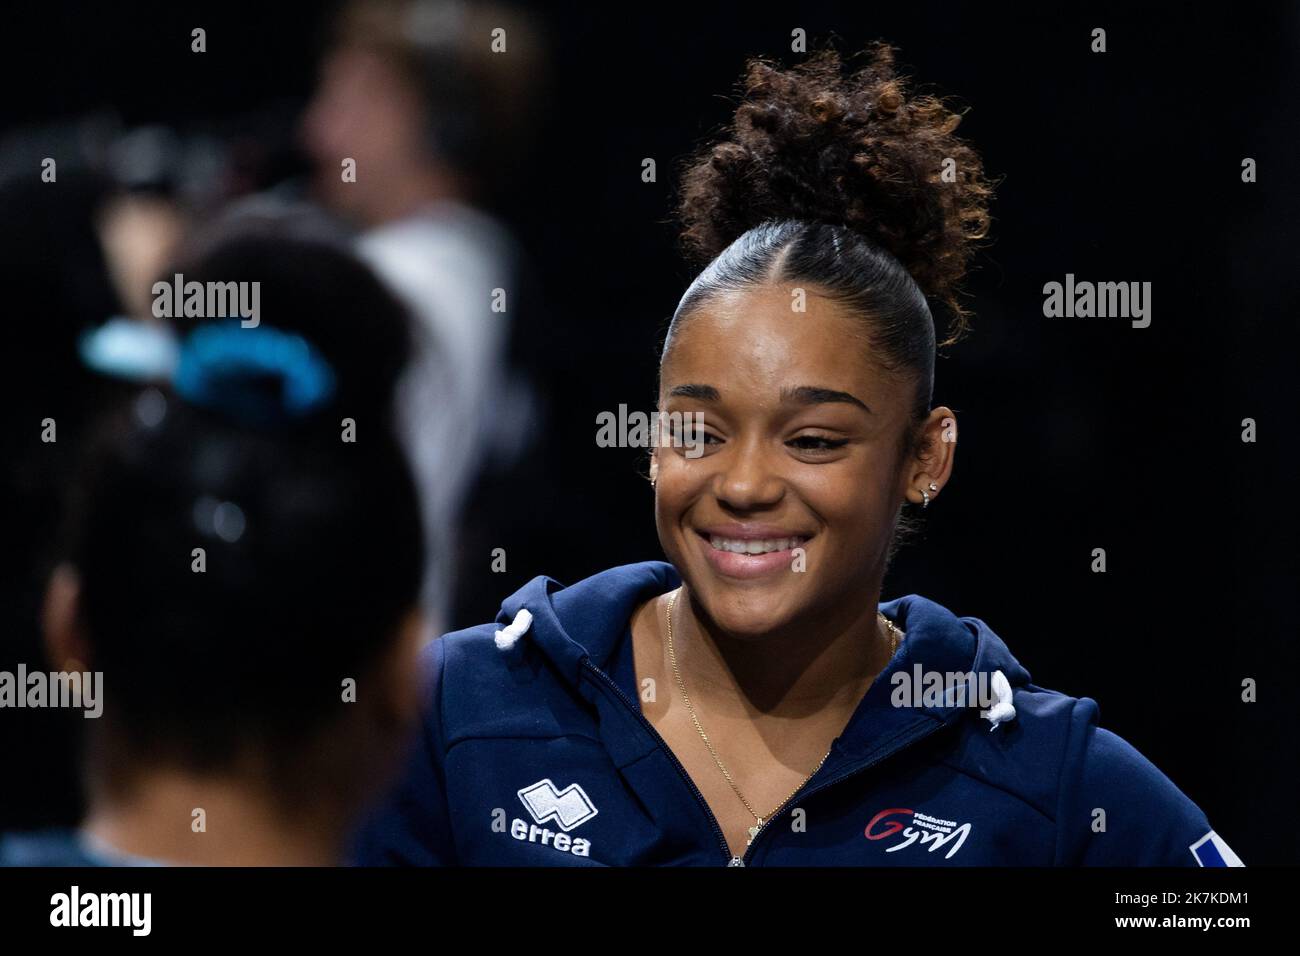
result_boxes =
[864,806,973,860]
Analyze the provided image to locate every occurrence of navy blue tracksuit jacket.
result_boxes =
[353,561,1243,867]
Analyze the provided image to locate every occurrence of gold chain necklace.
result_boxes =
[664,588,903,847]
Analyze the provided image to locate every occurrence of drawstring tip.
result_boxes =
[494,608,533,651]
[980,669,1017,731]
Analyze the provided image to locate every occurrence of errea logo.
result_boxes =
[506,779,597,857]
[519,779,599,830]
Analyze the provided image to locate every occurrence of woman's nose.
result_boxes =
[713,438,785,511]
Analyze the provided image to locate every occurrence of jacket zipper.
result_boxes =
[740,719,949,865]
[585,659,952,867]
[582,661,738,864]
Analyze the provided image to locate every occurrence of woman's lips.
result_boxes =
[695,530,810,580]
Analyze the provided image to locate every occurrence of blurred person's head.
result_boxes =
[42,211,429,863]
[301,0,544,225]
[45,321,426,865]
[163,198,415,436]
[97,192,188,320]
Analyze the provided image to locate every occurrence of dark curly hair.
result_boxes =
[674,44,991,342]
[664,43,993,554]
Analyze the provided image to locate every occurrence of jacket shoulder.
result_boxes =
[434,623,584,745]
[1053,698,1231,865]
[938,681,1080,821]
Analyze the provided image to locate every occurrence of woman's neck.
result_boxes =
[666,585,893,718]
[82,769,342,866]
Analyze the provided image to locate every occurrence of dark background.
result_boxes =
[1,1,1295,863]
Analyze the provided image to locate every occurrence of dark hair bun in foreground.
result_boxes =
[677,45,993,335]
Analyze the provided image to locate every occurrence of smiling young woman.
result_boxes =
[354,45,1242,867]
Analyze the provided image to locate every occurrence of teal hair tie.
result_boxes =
[173,322,336,425]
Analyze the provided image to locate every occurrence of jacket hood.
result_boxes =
[493,562,1032,742]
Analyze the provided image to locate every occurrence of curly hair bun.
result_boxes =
[677,44,992,326]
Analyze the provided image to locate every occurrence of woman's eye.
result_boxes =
[788,435,849,452]
[668,425,719,447]
[674,425,714,441]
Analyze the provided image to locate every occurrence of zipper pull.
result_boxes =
[727,856,746,867]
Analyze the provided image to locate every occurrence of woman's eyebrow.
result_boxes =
[667,383,871,412]
[780,385,872,413]
[666,383,720,401]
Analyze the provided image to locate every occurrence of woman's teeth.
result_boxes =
[708,536,803,555]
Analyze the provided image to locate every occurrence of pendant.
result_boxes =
[747,821,762,845]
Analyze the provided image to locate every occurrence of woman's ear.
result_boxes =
[42,563,91,670]
[903,406,958,505]
[648,448,659,486]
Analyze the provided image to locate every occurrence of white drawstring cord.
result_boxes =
[980,669,1016,730]
[494,608,533,650]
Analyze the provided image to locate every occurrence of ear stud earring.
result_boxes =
[921,481,938,509]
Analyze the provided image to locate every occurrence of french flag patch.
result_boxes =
[1189,831,1244,867]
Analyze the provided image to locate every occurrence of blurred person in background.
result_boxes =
[1,229,427,864]
[301,0,546,633]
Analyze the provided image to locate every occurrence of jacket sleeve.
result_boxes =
[1053,697,1244,866]
[349,637,457,866]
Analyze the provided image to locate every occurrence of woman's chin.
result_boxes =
[686,580,807,640]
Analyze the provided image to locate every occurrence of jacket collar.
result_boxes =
[496,561,680,688]
[495,562,1032,763]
